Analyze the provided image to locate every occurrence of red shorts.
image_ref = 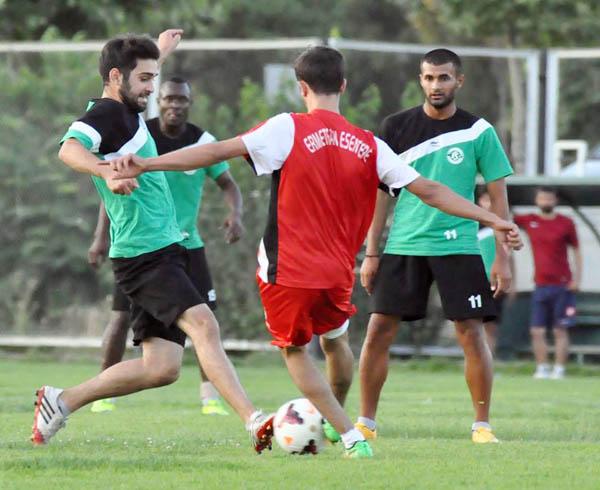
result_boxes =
[257,275,357,348]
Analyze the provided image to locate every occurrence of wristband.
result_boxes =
[365,254,380,258]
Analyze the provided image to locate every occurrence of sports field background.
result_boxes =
[1,354,599,489]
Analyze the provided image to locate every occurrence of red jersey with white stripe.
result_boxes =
[241,109,419,289]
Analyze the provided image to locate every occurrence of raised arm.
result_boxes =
[157,29,183,67]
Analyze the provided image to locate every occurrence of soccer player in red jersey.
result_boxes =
[108,46,521,457]
[514,186,582,379]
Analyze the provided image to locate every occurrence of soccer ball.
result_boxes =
[273,398,325,454]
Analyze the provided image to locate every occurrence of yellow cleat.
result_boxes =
[472,427,499,444]
[201,399,229,416]
[90,398,116,413]
[355,422,377,440]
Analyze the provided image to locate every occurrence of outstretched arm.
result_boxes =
[109,137,247,178]
[406,177,522,249]
[59,138,139,195]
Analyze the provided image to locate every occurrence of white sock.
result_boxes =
[245,410,263,431]
[537,363,550,370]
[200,381,219,404]
[472,421,491,431]
[358,416,377,431]
[57,395,71,417]
[341,428,365,449]
[554,364,565,371]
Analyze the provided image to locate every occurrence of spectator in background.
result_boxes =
[477,191,515,355]
[514,187,582,379]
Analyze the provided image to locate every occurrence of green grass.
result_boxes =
[1,356,599,489]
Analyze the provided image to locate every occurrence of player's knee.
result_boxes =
[182,305,221,340]
[320,334,349,354]
[530,327,546,339]
[146,361,180,387]
[365,318,397,348]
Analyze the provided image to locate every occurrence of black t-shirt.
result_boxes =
[145,118,205,155]
[379,106,480,154]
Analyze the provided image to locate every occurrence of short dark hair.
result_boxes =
[536,185,558,195]
[421,48,462,74]
[99,34,160,84]
[294,46,344,95]
[165,76,189,85]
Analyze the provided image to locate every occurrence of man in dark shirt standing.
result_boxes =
[514,186,582,379]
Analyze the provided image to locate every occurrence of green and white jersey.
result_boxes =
[477,227,496,279]
[60,98,183,258]
[380,106,513,256]
[146,118,229,249]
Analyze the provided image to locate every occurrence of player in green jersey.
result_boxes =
[88,77,241,416]
[357,49,515,444]
[32,31,274,453]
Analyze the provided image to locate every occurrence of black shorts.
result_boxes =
[370,254,497,322]
[111,244,212,347]
[111,247,217,313]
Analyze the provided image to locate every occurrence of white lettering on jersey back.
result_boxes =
[303,129,373,162]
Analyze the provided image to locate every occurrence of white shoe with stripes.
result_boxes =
[32,386,67,445]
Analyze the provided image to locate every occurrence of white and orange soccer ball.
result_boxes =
[273,398,325,454]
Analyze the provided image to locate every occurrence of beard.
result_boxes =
[119,79,148,113]
[427,92,455,109]
[540,205,555,214]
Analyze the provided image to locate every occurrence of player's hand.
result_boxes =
[490,256,512,298]
[88,237,108,269]
[492,220,523,251]
[100,166,139,195]
[109,153,147,179]
[567,280,580,292]
[223,213,244,244]
[157,28,183,63]
[360,256,380,295]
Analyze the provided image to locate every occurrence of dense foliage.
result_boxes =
[1,0,598,341]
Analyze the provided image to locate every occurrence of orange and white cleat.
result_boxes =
[31,386,67,445]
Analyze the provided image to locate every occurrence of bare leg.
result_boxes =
[455,319,493,423]
[100,311,130,370]
[319,332,353,406]
[198,362,220,401]
[358,313,401,420]
[530,327,548,365]
[483,321,497,356]
[177,304,255,423]
[553,327,570,366]
[61,337,183,412]
[281,345,354,434]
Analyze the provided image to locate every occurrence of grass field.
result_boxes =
[1,355,599,489]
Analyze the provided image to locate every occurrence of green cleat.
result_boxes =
[90,398,116,413]
[344,440,373,459]
[323,420,341,443]
[201,399,229,416]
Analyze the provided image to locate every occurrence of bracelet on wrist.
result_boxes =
[365,254,380,258]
